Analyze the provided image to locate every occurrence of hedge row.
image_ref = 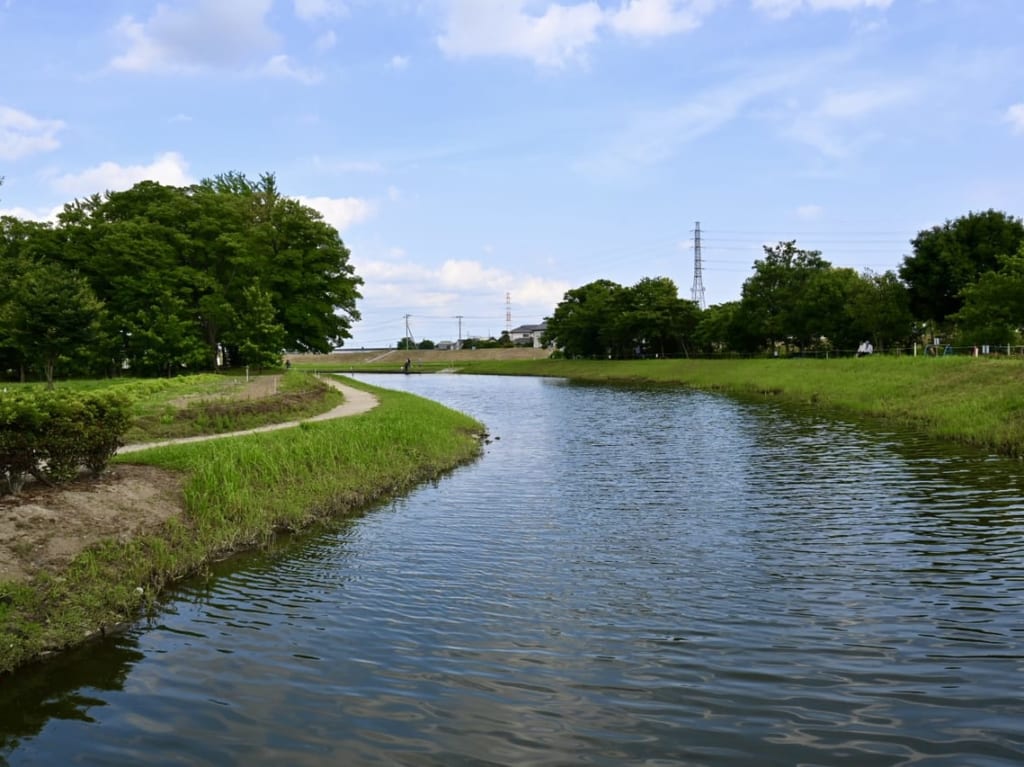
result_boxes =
[0,390,132,494]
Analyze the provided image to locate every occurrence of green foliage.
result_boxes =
[693,301,742,354]
[224,282,286,369]
[844,269,916,351]
[899,209,1024,324]
[450,356,1024,457]
[0,380,484,674]
[737,241,830,352]
[122,372,342,443]
[0,389,131,492]
[952,245,1024,346]
[2,260,106,387]
[545,277,699,358]
[544,279,622,357]
[44,171,362,378]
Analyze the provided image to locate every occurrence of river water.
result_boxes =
[2,374,1022,766]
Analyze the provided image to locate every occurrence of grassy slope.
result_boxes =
[448,356,1024,457]
[0,377,484,674]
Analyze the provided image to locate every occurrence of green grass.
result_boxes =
[0,378,484,675]
[444,355,1024,457]
[4,372,342,443]
[122,371,343,442]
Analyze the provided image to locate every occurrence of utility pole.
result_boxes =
[403,314,412,350]
[505,292,512,335]
[455,315,463,348]
[691,221,706,310]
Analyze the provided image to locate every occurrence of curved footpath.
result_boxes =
[117,377,378,454]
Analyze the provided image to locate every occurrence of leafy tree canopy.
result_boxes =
[53,172,362,373]
[952,244,1024,346]
[899,209,1024,325]
[544,277,699,358]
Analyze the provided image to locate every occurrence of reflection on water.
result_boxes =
[1,374,1022,766]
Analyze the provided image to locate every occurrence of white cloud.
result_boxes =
[0,204,65,223]
[110,0,278,73]
[436,1,723,66]
[261,54,323,84]
[296,194,374,231]
[438,258,511,290]
[53,152,194,197]
[608,0,717,38]
[360,260,434,282]
[0,106,64,160]
[390,54,409,70]
[752,0,893,19]
[796,204,823,219]
[577,67,800,176]
[784,82,916,157]
[1006,103,1024,134]
[315,30,337,52]
[437,0,605,67]
[294,0,347,21]
[357,255,569,312]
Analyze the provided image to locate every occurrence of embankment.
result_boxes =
[448,355,1024,457]
[0,378,485,675]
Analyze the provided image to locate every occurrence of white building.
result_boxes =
[509,323,548,348]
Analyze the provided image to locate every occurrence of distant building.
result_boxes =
[509,323,547,348]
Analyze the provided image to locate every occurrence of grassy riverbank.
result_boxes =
[444,355,1024,457]
[0,377,483,675]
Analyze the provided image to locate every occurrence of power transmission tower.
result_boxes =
[505,292,512,335]
[455,315,463,348]
[691,221,706,310]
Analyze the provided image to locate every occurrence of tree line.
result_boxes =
[0,173,362,385]
[543,210,1024,358]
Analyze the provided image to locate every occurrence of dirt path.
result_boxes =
[118,377,378,454]
[0,377,378,583]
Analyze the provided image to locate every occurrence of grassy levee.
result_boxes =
[0,378,484,675]
[447,355,1024,457]
[124,370,344,442]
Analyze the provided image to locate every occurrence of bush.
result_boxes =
[0,390,133,493]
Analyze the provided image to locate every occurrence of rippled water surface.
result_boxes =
[2,374,1023,766]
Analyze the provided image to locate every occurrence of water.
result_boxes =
[2,374,1022,766]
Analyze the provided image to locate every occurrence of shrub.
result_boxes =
[0,389,133,493]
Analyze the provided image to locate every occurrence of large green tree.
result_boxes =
[1,217,77,379]
[56,173,363,372]
[545,277,699,358]
[544,279,624,358]
[952,245,1024,346]
[844,270,915,352]
[899,210,1024,325]
[612,277,700,358]
[3,261,106,388]
[738,241,830,353]
[693,301,742,355]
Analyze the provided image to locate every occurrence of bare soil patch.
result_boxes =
[0,377,376,584]
[0,465,185,584]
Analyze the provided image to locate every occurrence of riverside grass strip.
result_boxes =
[0,379,484,675]
[443,355,1024,458]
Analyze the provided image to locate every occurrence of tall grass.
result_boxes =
[451,356,1024,456]
[0,379,484,674]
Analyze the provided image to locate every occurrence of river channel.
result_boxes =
[1,374,1022,766]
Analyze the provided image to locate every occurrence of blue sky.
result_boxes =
[2,0,1022,348]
